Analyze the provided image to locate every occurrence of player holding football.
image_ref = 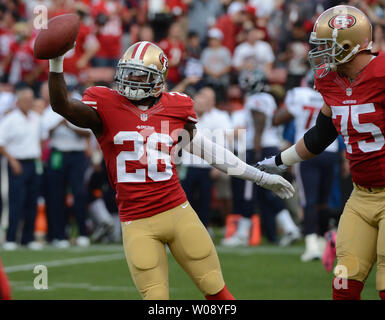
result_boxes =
[258,5,385,300]
[48,41,294,300]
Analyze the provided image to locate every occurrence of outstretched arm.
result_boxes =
[181,122,295,199]
[257,104,338,173]
[48,56,103,136]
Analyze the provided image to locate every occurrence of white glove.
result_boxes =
[256,156,288,174]
[257,171,295,199]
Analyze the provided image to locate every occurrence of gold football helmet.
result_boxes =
[308,5,372,78]
[115,41,169,100]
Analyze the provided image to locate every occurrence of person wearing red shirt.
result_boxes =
[215,2,247,54]
[158,21,185,88]
[63,5,99,83]
[9,23,48,93]
[92,0,123,67]
[0,10,18,83]
[258,5,385,301]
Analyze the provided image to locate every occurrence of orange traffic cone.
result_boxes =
[224,214,241,238]
[35,200,48,236]
[249,214,261,246]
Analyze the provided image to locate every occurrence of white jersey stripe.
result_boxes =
[134,41,150,60]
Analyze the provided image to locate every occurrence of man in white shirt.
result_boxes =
[0,87,42,250]
[42,91,91,248]
[232,27,275,77]
[181,87,233,227]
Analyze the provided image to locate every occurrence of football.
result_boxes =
[33,13,80,60]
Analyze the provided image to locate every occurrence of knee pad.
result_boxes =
[142,283,169,300]
[178,224,212,260]
[334,256,361,280]
[379,290,385,300]
[199,270,225,296]
[128,237,159,270]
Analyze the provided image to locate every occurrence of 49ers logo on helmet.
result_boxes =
[159,52,168,71]
[328,14,356,29]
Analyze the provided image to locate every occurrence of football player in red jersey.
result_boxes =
[48,40,294,300]
[258,5,385,300]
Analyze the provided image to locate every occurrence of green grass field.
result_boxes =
[1,239,379,300]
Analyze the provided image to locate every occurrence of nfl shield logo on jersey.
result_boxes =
[346,88,352,96]
[141,113,148,121]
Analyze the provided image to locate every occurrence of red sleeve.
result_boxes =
[82,87,99,106]
[186,96,198,123]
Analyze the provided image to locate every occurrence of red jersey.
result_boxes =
[158,39,184,84]
[0,29,15,74]
[64,24,97,76]
[315,51,385,187]
[82,87,198,221]
[9,36,48,84]
[95,16,122,59]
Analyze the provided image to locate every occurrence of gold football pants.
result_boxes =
[335,184,385,290]
[121,201,225,299]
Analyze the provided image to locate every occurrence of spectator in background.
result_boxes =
[232,26,275,77]
[201,28,232,104]
[9,23,48,95]
[372,24,385,53]
[181,87,233,230]
[186,0,223,43]
[138,24,155,42]
[277,20,310,90]
[159,21,185,89]
[0,87,42,251]
[185,30,202,60]
[0,9,18,83]
[42,90,91,248]
[182,31,204,94]
[215,1,247,54]
[63,3,100,84]
[92,0,123,67]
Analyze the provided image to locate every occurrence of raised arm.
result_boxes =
[257,104,338,173]
[48,56,103,136]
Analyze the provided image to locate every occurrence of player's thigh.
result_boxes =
[121,220,169,299]
[376,217,385,290]
[335,198,377,282]
[168,204,225,295]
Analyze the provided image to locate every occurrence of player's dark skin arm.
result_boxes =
[48,72,103,137]
[273,107,294,126]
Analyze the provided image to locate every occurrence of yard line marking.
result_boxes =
[5,253,125,273]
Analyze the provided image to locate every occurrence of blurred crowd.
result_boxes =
[1,0,384,255]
